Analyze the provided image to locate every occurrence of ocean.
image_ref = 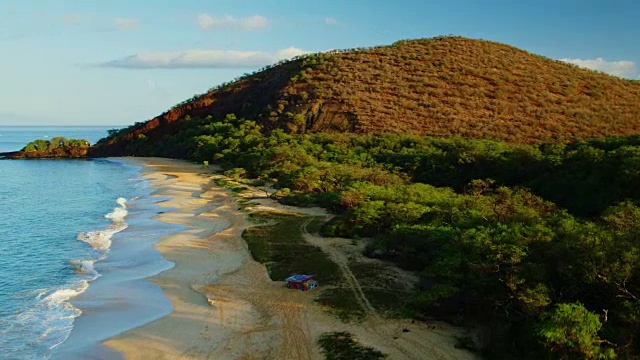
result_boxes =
[0,127,176,359]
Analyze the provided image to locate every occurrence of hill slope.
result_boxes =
[83,36,640,359]
[94,36,640,155]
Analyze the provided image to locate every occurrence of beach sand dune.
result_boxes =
[104,158,477,360]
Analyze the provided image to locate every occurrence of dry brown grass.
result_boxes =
[100,36,640,150]
[287,36,640,143]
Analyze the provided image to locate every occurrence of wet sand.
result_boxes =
[103,157,478,360]
[51,159,178,360]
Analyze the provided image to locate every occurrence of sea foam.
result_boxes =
[77,197,128,252]
[0,130,137,359]
[41,198,129,354]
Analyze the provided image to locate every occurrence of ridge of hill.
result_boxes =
[93,36,640,156]
[74,36,640,359]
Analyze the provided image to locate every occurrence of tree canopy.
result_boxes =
[100,114,640,358]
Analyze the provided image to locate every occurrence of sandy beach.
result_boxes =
[103,157,478,360]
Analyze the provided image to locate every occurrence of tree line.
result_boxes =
[108,114,640,358]
[22,137,90,152]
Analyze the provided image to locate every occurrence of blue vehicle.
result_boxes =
[285,274,318,291]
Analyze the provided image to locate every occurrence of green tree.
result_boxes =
[50,137,68,148]
[537,303,615,359]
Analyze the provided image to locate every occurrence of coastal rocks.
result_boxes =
[6,138,91,159]
[6,145,90,159]
[0,151,18,158]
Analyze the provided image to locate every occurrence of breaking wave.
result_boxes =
[0,197,131,358]
[78,197,128,252]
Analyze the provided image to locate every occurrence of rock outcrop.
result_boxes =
[5,144,90,159]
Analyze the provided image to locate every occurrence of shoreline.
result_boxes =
[51,159,178,359]
[102,157,269,359]
[103,157,478,360]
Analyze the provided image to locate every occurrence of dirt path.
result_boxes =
[105,158,478,360]
[228,181,480,360]
[301,218,456,360]
[301,218,377,317]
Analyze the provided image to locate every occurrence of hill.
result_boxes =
[93,36,640,156]
[80,37,640,359]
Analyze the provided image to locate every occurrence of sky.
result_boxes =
[0,0,638,126]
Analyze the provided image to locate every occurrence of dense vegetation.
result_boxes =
[91,36,640,359]
[104,113,640,359]
[243,212,340,283]
[93,36,640,156]
[318,332,387,359]
[22,137,90,152]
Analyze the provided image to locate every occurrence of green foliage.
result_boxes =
[315,289,367,322]
[94,112,640,358]
[22,137,89,152]
[23,142,37,152]
[537,303,616,359]
[80,34,640,360]
[318,332,386,360]
[242,212,340,284]
[49,137,68,148]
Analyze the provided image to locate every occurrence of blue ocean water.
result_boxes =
[0,127,175,359]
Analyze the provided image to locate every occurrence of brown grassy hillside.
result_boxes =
[96,36,640,153]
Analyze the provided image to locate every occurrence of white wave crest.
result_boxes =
[77,230,113,251]
[78,197,129,252]
[0,197,135,358]
[116,197,127,207]
[105,197,128,222]
[39,197,132,352]
[42,281,89,311]
[37,280,91,352]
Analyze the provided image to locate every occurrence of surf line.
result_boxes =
[45,197,130,352]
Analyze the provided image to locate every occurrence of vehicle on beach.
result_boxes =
[285,274,318,291]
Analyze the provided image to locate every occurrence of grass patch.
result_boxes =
[213,178,233,188]
[237,198,260,210]
[306,217,327,234]
[349,262,416,317]
[242,212,340,283]
[231,186,248,193]
[315,288,366,322]
[243,212,369,322]
[213,177,247,195]
[318,332,386,360]
[361,288,411,317]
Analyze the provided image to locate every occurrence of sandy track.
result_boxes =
[301,218,473,360]
[103,157,478,360]
[301,218,376,317]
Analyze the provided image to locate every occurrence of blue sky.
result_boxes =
[0,0,638,126]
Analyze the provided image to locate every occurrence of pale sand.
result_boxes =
[103,157,478,360]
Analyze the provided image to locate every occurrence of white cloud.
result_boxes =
[59,13,86,25]
[559,57,639,79]
[101,47,310,69]
[196,14,269,31]
[114,17,140,31]
[195,14,215,29]
[325,17,338,25]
